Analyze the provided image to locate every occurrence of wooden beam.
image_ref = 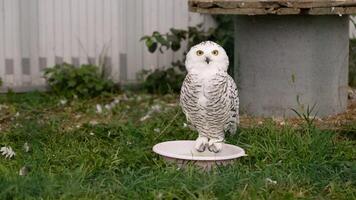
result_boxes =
[189,0,356,15]
[189,0,356,9]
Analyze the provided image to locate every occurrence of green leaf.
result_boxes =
[154,34,169,46]
[148,42,157,53]
[145,38,154,49]
[140,35,150,41]
[171,41,181,51]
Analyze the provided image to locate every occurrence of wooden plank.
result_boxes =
[189,0,356,10]
[308,6,356,15]
[135,0,143,74]
[119,0,128,81]
[38,0,47,64]
[126,0,136,80]
[87,0,96,63]
[71,0,80,60]
[45,0,55,68]
[192,4,356,15]
[0,0,5,87]
[63,0,72,63]
[7,0,22,86]
[111,0,120,81]
[19,0,31,61]
[78,0,88,64]
[173,0,188,63]
[157,0,169,67]
[3,0,15,87]
[142,0,156,71]
[103,0,112,78]
[54,0,64,63]
[162,0,174,68]
[148,0,159,70]
[95,0,104,62]
[29,0,41,85]
[4,0,15,86]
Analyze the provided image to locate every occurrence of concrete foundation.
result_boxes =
[234,15,349,117]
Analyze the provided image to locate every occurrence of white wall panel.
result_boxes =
[0,0,214,91]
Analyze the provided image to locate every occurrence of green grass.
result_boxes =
[0,91,355,199]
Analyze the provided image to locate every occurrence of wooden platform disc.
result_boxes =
[189,0,356,15]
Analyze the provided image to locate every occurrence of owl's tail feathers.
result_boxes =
[225,122,237,135]
[185,115,197,131]
[225,115,239,135]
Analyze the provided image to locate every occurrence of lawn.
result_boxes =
[0,91,355,199]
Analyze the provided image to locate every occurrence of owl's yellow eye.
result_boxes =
[196,50,204,56]
[212,50,219,56]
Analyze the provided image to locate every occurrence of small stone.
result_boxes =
[59,99,67,105]
[113,99,120,104]
[140,114,150,122]
[151,104,162,113]
[89,132,95,136]
[19,166,30,176]
[89,120,98,125]
[265,178,277,185]
[104,104,112,110]
[23,142,31,152]
[96,104,103,114]
[154,128,161,133]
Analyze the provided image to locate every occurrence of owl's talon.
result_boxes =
[208,143,222,153]
[208,139,223,153]
[195,137,208,152]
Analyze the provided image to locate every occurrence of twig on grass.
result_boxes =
[154,111,180,140]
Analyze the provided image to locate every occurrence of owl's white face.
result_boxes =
[185,41,229,74]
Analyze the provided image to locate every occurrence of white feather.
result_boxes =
[1,146,16,159]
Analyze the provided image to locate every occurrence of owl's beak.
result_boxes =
[205,56,212,64]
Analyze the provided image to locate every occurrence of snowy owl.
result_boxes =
[180,41,239,153]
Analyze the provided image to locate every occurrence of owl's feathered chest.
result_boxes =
[187,72,228,106]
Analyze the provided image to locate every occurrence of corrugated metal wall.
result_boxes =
[0,0,214,92]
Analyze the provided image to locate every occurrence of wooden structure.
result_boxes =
[189,0,356,15]
[189,0,355,117]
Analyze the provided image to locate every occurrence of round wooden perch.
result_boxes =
[189,0,356,15]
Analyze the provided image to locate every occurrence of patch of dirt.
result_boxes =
[240,99,356,130]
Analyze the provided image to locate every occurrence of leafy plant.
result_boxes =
[141,16,234,57]
[140,16,235,94]
[44,63,116,98]
[139,67,185,94]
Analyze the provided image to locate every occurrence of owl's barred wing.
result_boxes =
[179,74,200,130]
[224,76,239,134]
